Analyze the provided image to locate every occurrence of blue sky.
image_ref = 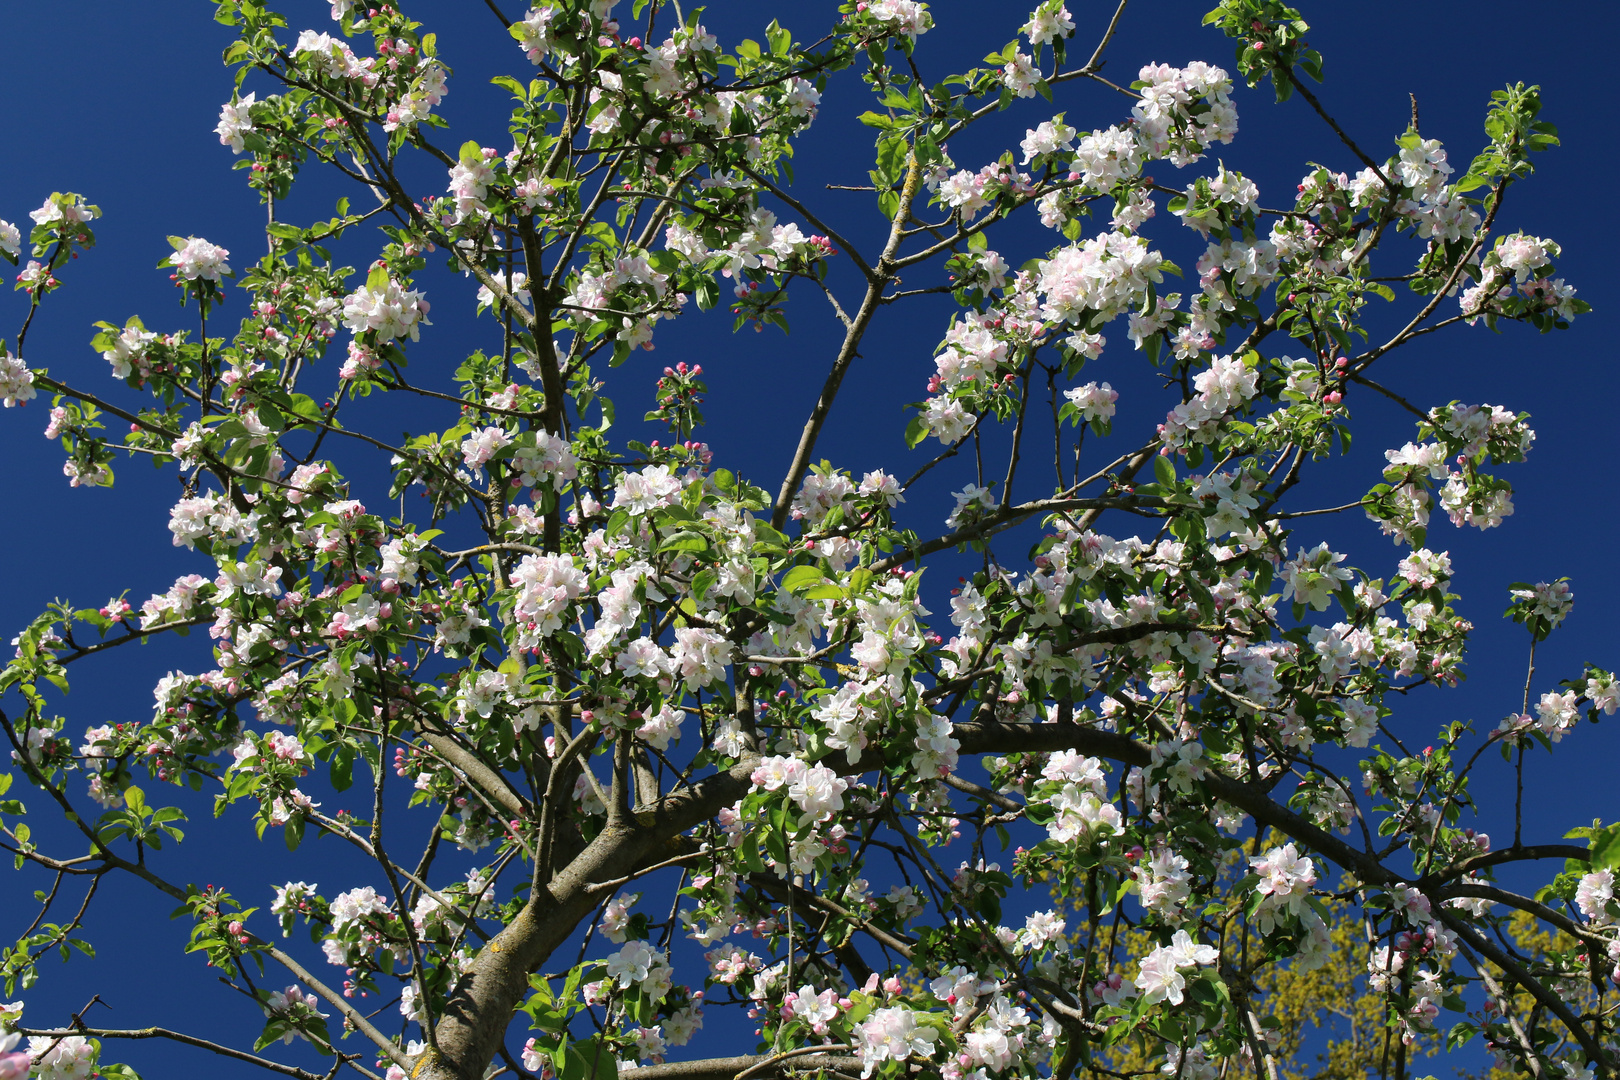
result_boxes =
[0,0,1616,1075]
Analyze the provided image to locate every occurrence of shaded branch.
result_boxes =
[14,1025,364,1080]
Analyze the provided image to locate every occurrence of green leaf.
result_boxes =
[329,744,355,792]
[690,567,717,603]
[739,834,766,874]
[658,530,709,554]
[1590,824,1620,871]
[875,136,907,186]
[766,20,792,56]
[492,75,528,100]
[1153,454,1176,487]
[692,275,718,311]
[781,565,827,595]
[567,1035,618,1080]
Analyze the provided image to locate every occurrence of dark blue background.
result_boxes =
[0,1,1614,1074]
